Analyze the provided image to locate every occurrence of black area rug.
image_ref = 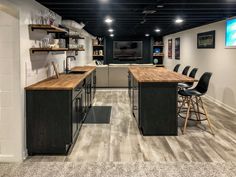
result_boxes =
[84,106,112,124]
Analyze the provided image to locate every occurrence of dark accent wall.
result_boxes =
[105,36,153,64]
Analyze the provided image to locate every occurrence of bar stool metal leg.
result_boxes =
[182,97,191,134]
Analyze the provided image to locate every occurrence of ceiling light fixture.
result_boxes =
[99,0,109,3]
[175,18,184,24]
[105,17,113,24]
[110,34,114,37]
[155,28,161,32]
[145,34,150,37]
[108,28,114,32]
[157,5,164,8]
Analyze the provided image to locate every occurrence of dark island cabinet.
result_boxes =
[91,70,96,100]
[129,73,178,136]
[26,71,96,155]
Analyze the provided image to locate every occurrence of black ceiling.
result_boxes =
[36,0,236,37]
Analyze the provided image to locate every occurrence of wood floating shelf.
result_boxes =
[30,48,68,53]
[67,35,85,39]
[153,53,164,57]
[93,55,104,57]
[68,48,85,51]
[29,24,68,33]
[30,48,86,53]
[93,45,104,47]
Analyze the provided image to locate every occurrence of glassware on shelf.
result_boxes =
[41,38,50,48]
[99,50,103,56]
[48,10,56,25]
[59,39,66,48]
[98,37,103,45]
[42,10,49,25]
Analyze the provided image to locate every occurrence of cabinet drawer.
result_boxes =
[72,81,84,99]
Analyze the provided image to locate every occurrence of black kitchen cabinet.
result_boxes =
[26,83,83,155]
[129,74,178,136]
[26,71,96,155]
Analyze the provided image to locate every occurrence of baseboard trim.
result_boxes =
[0,154,15,162]
[204,95,236,114]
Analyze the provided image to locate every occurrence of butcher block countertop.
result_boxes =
[25,66,96,90]
[129,66,195,83]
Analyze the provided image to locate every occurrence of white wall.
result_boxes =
[69,37,93,67]
[0,0,93,162]
[163,20,236,112]
[0,2,21,162]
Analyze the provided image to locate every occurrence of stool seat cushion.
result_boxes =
[178,89,203,96]
[178,83,191,89]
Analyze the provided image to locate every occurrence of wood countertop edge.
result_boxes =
[25,66,96,91]
[128,67,195,83]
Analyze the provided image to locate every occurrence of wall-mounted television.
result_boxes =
[113,41,142,59]
[226,18,236,48]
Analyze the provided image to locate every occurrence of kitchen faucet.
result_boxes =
[65,56,76,73]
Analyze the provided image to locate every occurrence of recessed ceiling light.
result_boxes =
[110,34,114,37]
[145,34,150,37]
[105,17,113,24]
[157,5,164,8]
[155,28,161,32]
[175,18,184,24]
[99,0,109,3]
[108,28,114,32]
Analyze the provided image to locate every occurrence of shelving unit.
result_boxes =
[92,38,106,62]
[29,24,86,54]
[152,39,164,65]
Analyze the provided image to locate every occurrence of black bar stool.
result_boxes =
[173,64,181,72]
[178,68,198,90]
[182,66,191,76]
[178,72,214,135]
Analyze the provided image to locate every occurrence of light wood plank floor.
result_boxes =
[27,89,236,162]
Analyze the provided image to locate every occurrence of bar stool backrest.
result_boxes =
[173,64,181,72]
[194,72,212,94]
[182,66,191,75]
[187,68,198,86]
[189,68,198,78]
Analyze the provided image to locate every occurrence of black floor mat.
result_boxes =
[84,106,112,124]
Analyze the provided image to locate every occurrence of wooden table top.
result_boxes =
[129,66,195,83]
[25,66,96,90]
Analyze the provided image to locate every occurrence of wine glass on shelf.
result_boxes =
[98,37,103,45]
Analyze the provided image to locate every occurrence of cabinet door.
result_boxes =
[133,78,139,126]
[86,79,92,108]
[129,73,133,107]
[93,71,96,99]
[76,95,83,130]
[72,98,79,139]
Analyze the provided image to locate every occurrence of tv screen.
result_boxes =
[113,41,142,59]
[226,18,236,47]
